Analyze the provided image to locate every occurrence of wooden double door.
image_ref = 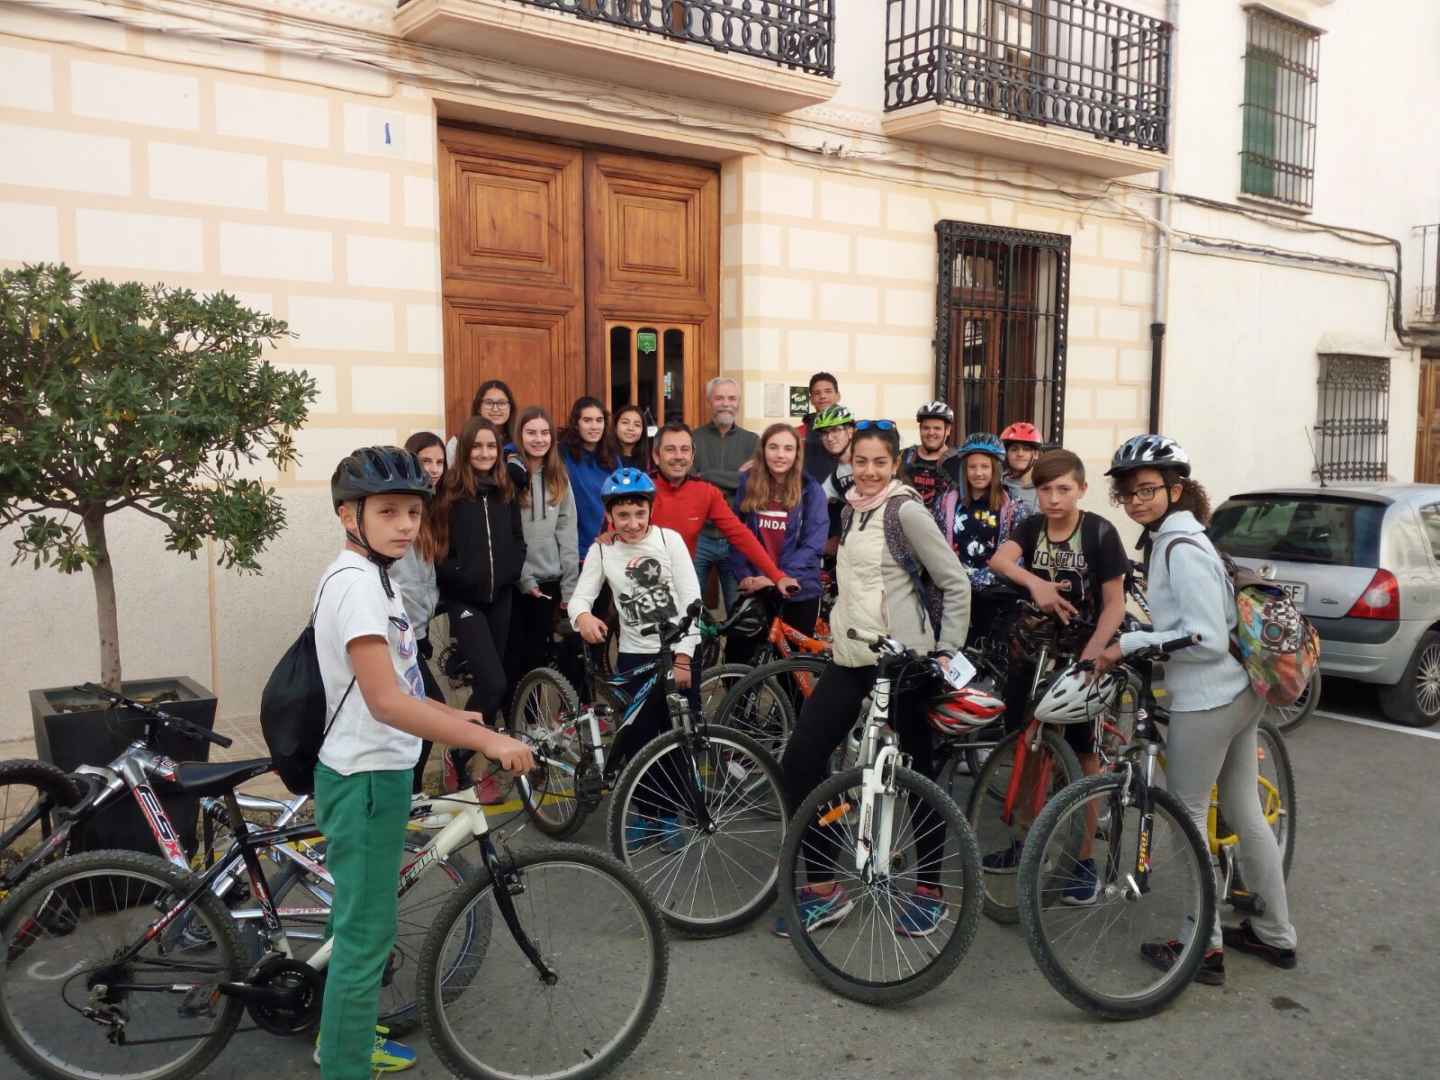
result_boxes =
[438,127,719,437]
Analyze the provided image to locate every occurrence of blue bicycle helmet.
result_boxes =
[600,467,656,504]
[957,432,1005,462]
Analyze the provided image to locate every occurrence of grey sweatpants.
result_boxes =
[1166,687,1298,952]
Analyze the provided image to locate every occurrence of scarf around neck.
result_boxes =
[846,477,900,514]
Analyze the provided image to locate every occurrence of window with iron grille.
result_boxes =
[1314,354,1389,482]
[1241,6,1320,208]
[933,222,1070,443]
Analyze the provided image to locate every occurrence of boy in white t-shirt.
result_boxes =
[568,467,701,851]
[316,447,533,1079]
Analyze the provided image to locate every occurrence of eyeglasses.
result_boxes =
[480,398,509,411]
[1118,484,1166,505]
[854,420,896,432]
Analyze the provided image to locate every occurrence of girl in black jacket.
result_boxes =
[433,417,526,795]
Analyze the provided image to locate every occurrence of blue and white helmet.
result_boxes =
[1106,434,1192,478]
[957,432,1005,462]
[600,466,656,505]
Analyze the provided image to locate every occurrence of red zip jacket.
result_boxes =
[652,474,787,584]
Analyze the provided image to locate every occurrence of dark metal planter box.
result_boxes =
[29,676,219,856]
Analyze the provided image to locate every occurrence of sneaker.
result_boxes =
[656,814,685,854]
[1059,858,1100,906]
[772,884,854,939]
[475,774,506,806]
[1140,939,1227,986]
[624,814,661,853]
[982,840,1024,873]
[894,884,945,938]
[313,1026,417,1072]
[1222,920,1298,970]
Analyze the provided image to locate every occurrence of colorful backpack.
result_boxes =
[1165,538,1320,707]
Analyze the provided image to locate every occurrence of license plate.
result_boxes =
[1277,582,1307,605]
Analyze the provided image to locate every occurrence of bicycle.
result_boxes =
[1015,633,1232,1019]
[0,762,667,1080]
[958,604,1096,925]
[777,627,982,1005]
[511,600,789,936]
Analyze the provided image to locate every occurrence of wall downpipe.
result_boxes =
[1150,0,1179,433]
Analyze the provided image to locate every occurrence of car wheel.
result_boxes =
[1378,630,1440,729]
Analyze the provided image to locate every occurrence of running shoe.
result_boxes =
[982,839,1024,873]
[313,1026,417,1072]
[1140,939,1226,986]
[1059,857,1100,905]
[894,884,945,938]
[772,884,854,939]
[1222,920,1298,970]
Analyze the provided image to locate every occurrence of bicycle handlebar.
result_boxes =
[658,599,707,649]
[76,682,234,750]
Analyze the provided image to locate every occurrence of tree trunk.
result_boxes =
[83,509,123,691]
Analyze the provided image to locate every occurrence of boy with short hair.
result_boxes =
[316,447,534,1079]
[987,449,1129,902]
[568,466,703,849]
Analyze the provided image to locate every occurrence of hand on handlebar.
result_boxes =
[776,575,801,598]
[1029,581,1079,624]
[576,613,608,645]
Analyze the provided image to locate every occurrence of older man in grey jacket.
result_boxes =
[691,376,756,611]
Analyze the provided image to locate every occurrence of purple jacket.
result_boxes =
[727,471,828,601]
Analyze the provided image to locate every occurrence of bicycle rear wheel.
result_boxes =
[1255,718,1296,879]
[419,844,668,1080]
[712,657,815,758]
[510,667,588,839]
[779,766,982,1005]
[1017,774,1215,1020]
[607,726,786,936]
[965,728,1082,924]
[0,761,85,898]
[0,850,245,1080]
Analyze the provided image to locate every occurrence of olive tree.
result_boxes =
[0,264,316,690]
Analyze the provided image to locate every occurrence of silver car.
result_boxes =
[1208,484,1440,729]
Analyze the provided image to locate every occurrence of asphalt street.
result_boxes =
[46,678,1440,1080]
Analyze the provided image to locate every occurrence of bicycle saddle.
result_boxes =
[161,757,274,797]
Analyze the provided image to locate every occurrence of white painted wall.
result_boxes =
[1162,0,1440,496]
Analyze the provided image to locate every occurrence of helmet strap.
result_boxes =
[345,497,398,598]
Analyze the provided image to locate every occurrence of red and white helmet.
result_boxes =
[1000,421,1043,447]
[928,685,1005,736]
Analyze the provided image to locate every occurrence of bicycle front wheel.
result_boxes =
[510,666,588,839]
[0,760,85,899]
[1017,774,1216,1020]
[965,727,1083,924]
[0,850,245,1080]
[779,766,982,1005]
[419,843,668,1080]
[607,726,786,935]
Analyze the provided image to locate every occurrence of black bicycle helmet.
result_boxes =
[725,595,771,640]
[331,446,434,509]
[1105,434,1192,478]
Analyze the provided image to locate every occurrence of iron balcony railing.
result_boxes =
[885,0,1172,152]
[473,0,837,76]
[1418,224,1440,324]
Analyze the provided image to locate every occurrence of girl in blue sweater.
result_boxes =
[560,396,616,561]
[727,423,828,664]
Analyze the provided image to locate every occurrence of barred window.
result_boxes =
[1241,6,1321,208]
[933,222,1070,443]
[1315,354,1389,482]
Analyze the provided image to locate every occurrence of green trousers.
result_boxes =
[314,763,412,1080]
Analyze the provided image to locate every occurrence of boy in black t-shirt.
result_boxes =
[987,450,1128,903]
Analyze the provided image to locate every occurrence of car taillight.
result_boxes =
[1346,569,1400,620]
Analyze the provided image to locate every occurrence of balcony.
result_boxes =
[396,0,838,114]
[882,0,1172,178]
[1417,224,1440,326]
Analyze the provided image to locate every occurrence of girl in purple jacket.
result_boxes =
[727,423,829,663]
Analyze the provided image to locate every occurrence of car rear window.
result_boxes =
[1209,496,1384,567]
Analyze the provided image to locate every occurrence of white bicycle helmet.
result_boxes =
[916,400,955,424]
[1033,664,1123,725]
[1105,434,1192,478]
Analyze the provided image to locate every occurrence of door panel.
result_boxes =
[1416,357,1440,484]
[586,152,718,427]
[439,128,583,433]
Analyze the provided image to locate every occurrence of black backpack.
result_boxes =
[260,566,363,795]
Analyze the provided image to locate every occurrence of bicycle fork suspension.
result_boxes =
[479,837,558,986]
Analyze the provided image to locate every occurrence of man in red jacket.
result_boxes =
[651,422,799,598]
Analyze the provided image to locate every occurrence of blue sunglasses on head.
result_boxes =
[854,420,896,431]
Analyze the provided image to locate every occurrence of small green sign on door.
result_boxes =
[637,331,658,354]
